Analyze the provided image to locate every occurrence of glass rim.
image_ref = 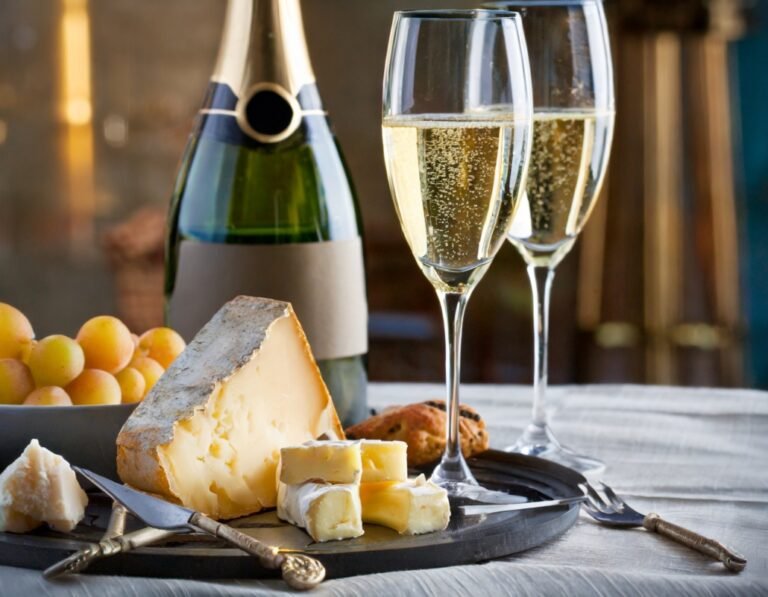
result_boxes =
[483,0,601,7]
[393,9,523,21]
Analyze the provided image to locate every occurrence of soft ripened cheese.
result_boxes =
[116,297,344,520]
[360,440,408,483]
[360,474,450,535]
[277,481,363,542]
[0,439,88,533]
[279,441,362,485]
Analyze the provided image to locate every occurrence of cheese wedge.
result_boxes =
[0,439,88,533]
[116,296,344,520]
[277,481,363,542]
[279,441,362,485]
[360,440,408,483]
[360,475,450,535]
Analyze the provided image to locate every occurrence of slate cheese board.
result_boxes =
[0,450,585,580]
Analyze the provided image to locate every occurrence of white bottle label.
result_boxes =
[169,238,368,360]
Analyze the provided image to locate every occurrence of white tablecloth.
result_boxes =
[1,384,766,596]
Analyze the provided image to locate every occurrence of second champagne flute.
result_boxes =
[382,10,533,496]
[487,0,616,474]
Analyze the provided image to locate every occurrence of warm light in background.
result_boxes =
[60,0,93,126]
[58,0,97,250]
[65,98,92,126]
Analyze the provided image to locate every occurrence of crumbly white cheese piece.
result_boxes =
[277,481,363,542]
[360,440,408,483]
[116,297,344,520]
[360,474,450,535]
[0,439,88,533]
[279,441,362,485]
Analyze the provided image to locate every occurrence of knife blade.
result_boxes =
[460,495,585,515]
[73,467,326,590]
[74,468,194,530]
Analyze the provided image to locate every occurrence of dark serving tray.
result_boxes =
[0,450,585,580]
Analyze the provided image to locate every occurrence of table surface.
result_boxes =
[1,383,767,596]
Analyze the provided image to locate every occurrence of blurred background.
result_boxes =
[0,0,766,387]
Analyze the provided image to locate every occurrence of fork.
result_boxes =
[580,482,747,572]
[43,502,176,579]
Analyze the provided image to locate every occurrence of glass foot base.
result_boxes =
[506,423,605,476]
[430,455,529,504]
[430,453,477,491]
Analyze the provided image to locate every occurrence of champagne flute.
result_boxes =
[382,10,533,496]
[486,0,615,474]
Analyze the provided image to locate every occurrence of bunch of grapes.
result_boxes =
[0,303,186,407]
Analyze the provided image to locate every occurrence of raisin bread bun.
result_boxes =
[345,400,489,467]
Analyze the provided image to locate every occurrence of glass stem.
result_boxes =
[437,290,469,462]
[527,265,555,428]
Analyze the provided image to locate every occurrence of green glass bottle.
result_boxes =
[165,0,368,426]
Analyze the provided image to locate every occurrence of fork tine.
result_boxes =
[581,500,599,515]
[583,482,607,506]
[599,482,626,510]
[579,483,612,513]
[585,494,609,513]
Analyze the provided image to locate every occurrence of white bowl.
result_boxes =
[0,403,136,478]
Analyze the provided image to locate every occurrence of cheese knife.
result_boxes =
[460,495,586,515]
[73,467,325,590]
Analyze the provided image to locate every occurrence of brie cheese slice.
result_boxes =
[277,481,363,542]
[360,440,408,483]
[360,474,450,535]
[279,440,362,485]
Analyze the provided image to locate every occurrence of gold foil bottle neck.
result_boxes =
[212,0,316,99]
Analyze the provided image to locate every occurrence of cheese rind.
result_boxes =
[0,439,88,533]
[116,297,344,520]
[277,481,363,542]
[279,441,362,485]
[360,440,408,483]
[360,475,450,535]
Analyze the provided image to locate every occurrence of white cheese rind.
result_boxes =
[0,439,88,533]
[116,296,344,520]
[360,474,450,535]
[277,481,363,542]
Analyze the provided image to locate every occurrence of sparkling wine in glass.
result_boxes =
[382,10,533,496]
[487,0,616,474]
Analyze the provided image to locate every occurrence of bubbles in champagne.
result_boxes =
[509,110,614,265]
[383,115,527,292]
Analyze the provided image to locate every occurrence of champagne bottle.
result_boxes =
[165,0,368,425]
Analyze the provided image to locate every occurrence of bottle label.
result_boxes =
[169,238,368,360]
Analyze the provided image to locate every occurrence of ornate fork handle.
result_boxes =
[191,513,325,590]
[643,513,747,572]
[43,527,176,579]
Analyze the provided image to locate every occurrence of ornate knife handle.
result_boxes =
[643,513,747,572]
[43,543,102,579]
[103,502,128,540]
[43,527,176,579]
[191,513,325,590]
